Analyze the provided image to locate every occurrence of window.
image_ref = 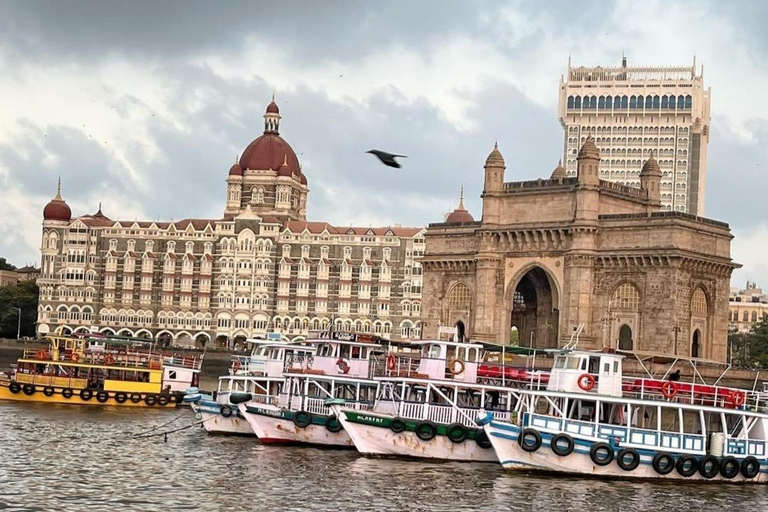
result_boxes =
[751,311,758,322]
[743,311,749,322]
[691,288,707,316]
[611,283,640,310]
[448,283,471,310]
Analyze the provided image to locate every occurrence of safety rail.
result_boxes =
[13,372,88,389]
[477,363,550,390]
[398,401,511,429]
[373,354,422,378]
[623,377,763,410]
[163,355,203,370]
[21,348,164,370]
[303,396,372,416]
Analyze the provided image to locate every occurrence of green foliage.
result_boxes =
[0,257,16,271]
[509,327,519,346]
[729,317,768,368]
[0,280,39,338]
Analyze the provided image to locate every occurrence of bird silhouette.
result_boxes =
[366,149,407,168]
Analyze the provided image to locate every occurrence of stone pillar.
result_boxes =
[472,253,503,343]
[561,253,598,349]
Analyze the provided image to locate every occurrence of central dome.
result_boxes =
[238,99,301,176]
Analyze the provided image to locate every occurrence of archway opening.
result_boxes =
[157,333,172,348]
[618,324,633,351]
[455,321,466,342]
[692,329,700,358]
[509,267,558,349]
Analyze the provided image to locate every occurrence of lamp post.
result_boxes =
[672,325,682,356]
[12,307,21,340]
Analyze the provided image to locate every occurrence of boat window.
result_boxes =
[554,356,566,369]
[566,357,582,370]
[425,344,442,359]
[660,406,679,433]
[613,361,619,373]
[468,348,478,362]
[168,370,177,380]
[318,343,334,357]
[602,363,610,375]
[339,344,351,358]
[351,346,361,359]
[682,409,700,434]
[588,357,599,374]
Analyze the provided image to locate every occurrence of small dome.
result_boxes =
[43,178,72,222]
[229,162,243,176]
[277,155,294,177]
[577,136,600,159]
[445,185,474,224]
[300,173,308,185]
[640,154,662,177]
[485,142,505,168]
[266,101,279,114]
[551,160,567,179]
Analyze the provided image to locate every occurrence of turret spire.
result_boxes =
[55,176,62,200]
[458,184,466,210]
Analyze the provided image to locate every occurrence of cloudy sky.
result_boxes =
[0,0,766,286]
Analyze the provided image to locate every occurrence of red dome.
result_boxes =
[266,101,279,114]
[240,133,301,174]
[229,162,243,176]
[300,174,307,185]
[43,198,72,222]
[446,209,474,224]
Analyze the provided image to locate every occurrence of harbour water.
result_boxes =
[1,402,767,511]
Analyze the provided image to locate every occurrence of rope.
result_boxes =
[133,415,215,439]
[131,410,189,437]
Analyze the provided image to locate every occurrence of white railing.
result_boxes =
[395,401,494,428]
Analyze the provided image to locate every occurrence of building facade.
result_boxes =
[421,138,738,362]
[0,266,39,286]
[728,281,768,333]
[558,57,711,215]
[36,100,424,346]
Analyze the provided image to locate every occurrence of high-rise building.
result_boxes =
[36,99,425,346]
[558,57,711,215]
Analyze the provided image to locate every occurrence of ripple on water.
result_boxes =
[1,402,767,511]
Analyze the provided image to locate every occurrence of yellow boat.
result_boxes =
[0,334,184,407]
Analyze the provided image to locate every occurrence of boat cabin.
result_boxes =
[404,340,484,383]
[546,350,625,397]
[304,331,386,378]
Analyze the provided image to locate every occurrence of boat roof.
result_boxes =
[618,349,728,367]
[408,339,485,350]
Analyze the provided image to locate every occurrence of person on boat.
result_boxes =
[668,369,681,381]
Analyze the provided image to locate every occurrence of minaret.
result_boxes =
[481,143,505,225]
[640,152,662,209]
[576,135,600,186]
[225,154,243,216]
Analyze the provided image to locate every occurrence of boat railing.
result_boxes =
[725,436,767,458]
[13,372,88,389]
[21,348,164,370]
[476,362,551,390]
[397,401,501,428]
[163,355,203,370]
[622,377,763,410]
[373,354,425,378]
[284,355,314,373]
[303,396,372,416]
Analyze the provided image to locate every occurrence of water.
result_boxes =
[1,402,767,512]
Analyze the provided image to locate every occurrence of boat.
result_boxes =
[331,340,539,462]
[189,340,316,436]
[480,344,768,482]
[238,330,401,446]
[0,334,200,407]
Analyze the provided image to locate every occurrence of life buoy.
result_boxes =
[651,452,676,475]
[577,373,596,392]
[71,352,81,363]
[446,423,468,444]
[104,355,115,366]
[448,359,465,375]
[220,405,233,417]
[719,456,740,479]
[157,394,170,406]
[96,391,109,403]
[35,349,48,360]
[144,394,158,406]
[22,384,36,396]
[616,448,640,471]
[550,433,575,456]
[325,415,343,433]
[61,388,73,399]
[415,421,437,441]
[386,353,396,371]
[43,386,55,397]
[676,455,699,477]
[232,360,241,373]
[589,442,614,466]
[474,430,493,449]
[114,392,128,404]
[336,357,351,374]
[731,390,746,407]
[8,382,21,394]
[80,389,93,401]
[518,428,542,452]
[661,381,678,399]
[699,455,720,479]
[293,411,312,428]
[741,456,760,479]
[390,418,406,433]
[129,393,142,404]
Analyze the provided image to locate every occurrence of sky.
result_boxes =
[0,0,766,287]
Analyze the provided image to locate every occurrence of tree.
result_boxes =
[0,280,39,338]
[729,317,768,368]
[0,257,17,271]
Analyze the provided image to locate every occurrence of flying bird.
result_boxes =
[366,149,407,168]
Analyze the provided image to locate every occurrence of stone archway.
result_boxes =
[691,329,700,358]
[508,266,559,349]
[618,324,633,351]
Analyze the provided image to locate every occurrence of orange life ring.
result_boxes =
[577,373,596,392]
[386,353,396,371]
[71,352,81,363]
[35,350,48,360]
[661,381,678,399]
[104,355,115,366]
[731,390,746,407]
[448,358,465,375]
[232,360,241,373]
[336,357,351,374]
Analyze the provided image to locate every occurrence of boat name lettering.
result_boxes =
[358,415,386,425]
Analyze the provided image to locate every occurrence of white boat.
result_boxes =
[332,340,535,462]
[238,331,398,446]
[481,347,768,483]
[190,341,315,436]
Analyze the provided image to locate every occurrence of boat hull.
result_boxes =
[195,402,255,436]
[238,403,353,447]
[0,381,177,408]
[334,407,497,462]
[485,420,768,482]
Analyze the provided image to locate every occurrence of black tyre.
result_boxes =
[616,448,641,471]
[80,389,93,401]
[699,455,720,479]
[475,429,493,449]
[741,456,760,479]
[130,393,142,404]
[651,453,676,475]
[325,415,343,433]
[550,433,575,457]
[144,394,158,406]
[8,382,21,394]
[390,418,406,434]
[518,428,542,453]
[676,455,699,477]
[446,423,468,444]
[43,386,55,397]
[720,456,740,479]
[415,421,437,441]
[220,405,233,417]
[589,442,614,466]
[96,391,110,403]
[61,388,74,399]
[22,384,36,396]
[157,394,170,406]
[293,411,312,428]
[114,392,128,404]
[236,409,245,420]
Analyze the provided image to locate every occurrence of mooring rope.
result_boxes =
[133,415,215,440]
[131,410,190,437]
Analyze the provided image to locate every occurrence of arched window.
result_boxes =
[605,95,612,109]
[677,95,685,109]
[645,95,652,109]
[661,96,669,109]
[567,96,574,109]
[684,95,692,109]
[611,283,640,310]
[629,95,637,109]
[691,288,708,316]
[448,283,472,310]
[598,96,605,109]
[743,310,749,322]
[752,311,758,322]
[653,95,660,109]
